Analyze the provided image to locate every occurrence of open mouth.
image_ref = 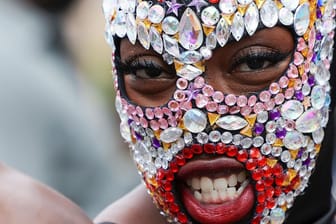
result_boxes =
[176,155,255,224]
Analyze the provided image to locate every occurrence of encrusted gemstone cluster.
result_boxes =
[104,0,335,223]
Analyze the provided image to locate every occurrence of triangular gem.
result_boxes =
[237,5,248,15]
[240,126,253,137]
[287,169,297,182]
[163,142,171,150]
[202,24,215,36]
[267,158,278,168]
[273,138,284,147]
[289,149,299,159]
[208,113,221,125]
[255,0,266,9]
[245,114,257,126]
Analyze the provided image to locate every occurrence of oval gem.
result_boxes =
[311,85,326,110]
[283,131,305,150]
[260,0,278,28]
[231,12,244,41]
[281,100,304,120]
[294,3,310,36]
[160,127,183,143]
[296,109,322,133]
[216,18,230,47]
[219,0,238,14]
[148,5,165,24]
[183,109,207,133]
[216,115,248,130]
[244,2,259,36]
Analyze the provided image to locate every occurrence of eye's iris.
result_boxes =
[245,58,270,70]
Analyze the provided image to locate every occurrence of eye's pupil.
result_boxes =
[145,68,161,77]
[247,58,265,70]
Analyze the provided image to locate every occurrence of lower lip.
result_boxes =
[179,183,255,224]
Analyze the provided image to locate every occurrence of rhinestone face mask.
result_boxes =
[103,0,335,223]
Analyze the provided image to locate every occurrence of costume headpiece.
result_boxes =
[103,0,335,223]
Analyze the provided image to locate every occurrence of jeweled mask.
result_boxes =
[103,0,335,223]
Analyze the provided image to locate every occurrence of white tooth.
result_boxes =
[227,187,236,199]
[214,178,228,190]
[211,190,219,203]
[228,175,238,187]
[237,179,249,195]
[194,191,202,201]
[191,177,201,190]
[200,177,213,193]
[202,192,212,203]
[218,189,227,201]
[187,179,192,186]
[237,172,246,183]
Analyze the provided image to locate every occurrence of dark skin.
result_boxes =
[95,27,294,223]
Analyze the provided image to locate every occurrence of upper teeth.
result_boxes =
[186,172,249,204]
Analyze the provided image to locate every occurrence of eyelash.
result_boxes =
[231,51,291,72]
[115,56,174,79]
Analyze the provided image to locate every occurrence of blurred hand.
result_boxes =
[0,164,93,224]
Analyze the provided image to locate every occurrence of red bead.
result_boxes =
[274,186,282,196]
[265,187,275,198]
[249,147,261,159]
[192,144,203,154]
[216,143,227,154]
[183,148,193,159]
[166,171,174,181]
[275,174,285,186]
[255,203,265,214]
[246,159,257,171]
[226,145,238,157]
[157,169,166,180]
[255,180,265,192]
[165,192,174,203]
[252,169,264,181]
[176,155,186,166]
[263,166,272,177]
[170,161,179,173]
[251,216,261,224]
[177,213,188,223]
[272,164,283,176]
[209,0,219,3]
[163,181,172,191]
[237,150,248,162]
[267,198,276,209]
[204,144,216,154]
[264,177,274,187]
[257,192,266,203]
[169,203,180,213]
[257,157,267,167]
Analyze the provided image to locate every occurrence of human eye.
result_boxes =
[230,47,291,73]
[116,55,175,80]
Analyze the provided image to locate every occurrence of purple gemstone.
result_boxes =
[308,76,315,86]
[303,158,311,166]
[312,53,317,62]
[316,32,323,40]
[295,91,304,101]
[135,132,143,141]
[276,128,287,139]
[270,109,281,120]
[152,138,161,148]
[316,8,322,19]
[254,123,265,135]
[297,148,304,158]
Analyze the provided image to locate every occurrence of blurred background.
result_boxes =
[0,0,139,218]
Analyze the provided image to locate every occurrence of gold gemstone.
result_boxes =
[273,138,284,147]
[290,149,299,159]
[267,158,278,168]
[240,126,253,137]
[245,114,257,126]
[208,113,221,126]
[202,24,215,36]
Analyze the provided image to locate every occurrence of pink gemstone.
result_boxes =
[194,77,205,88]
[202,85,214,97]
[264,100,275,111]
[140,117,148,128]
[132,115,140,124]
[308,28,316,50]
[307,51,313,63]
[212,91,224,103]
[296,38,307,51]
[301,73,308,83]
[237,95,248,107]
[195,94,209,108]
[150,120,160,131]
[259,91,271,102]
[180,101,192,111]
[229,106,240,114]
[162,107,173,117]
[136,106,144,117]
[154,108,164,118]
[293,79,302,90]
[217,105,229,114]
[206,101,218,112]
[253,102,265,114]
[168,117,177,127]
[168,100,180,112]
[269,83,280,95]
[285,120,295,131]
[225,94,237,106]
[248,95,257,107]
[287,64,299,78]
[174,90,187,102]
[240,106,252,116]
[294,52,304,66]
[279,76,289,88]
[176,78,189,90]
[127,105,136,115]
[145,108,155,119]
[159,118,169,129]
[274,93,285,105]
[285,88,295,99]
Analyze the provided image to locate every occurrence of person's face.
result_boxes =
[106,0,335,223]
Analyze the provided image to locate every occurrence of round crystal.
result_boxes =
[162,16,179,35]
[219,0,238,14]
[201,6,220,26]
[148,5,165,23]
[283,131,305,149]
[281,100,304,120]
[261,144,272,155]
[183,109,208,133]
[197,132,209,144]
[281,150,291,163]
[209,130,222,142]
[200,47,212,60]
[294,3,310,36]
[253,136,264,147]
[221,132,233,144]
[270,208,285,224]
